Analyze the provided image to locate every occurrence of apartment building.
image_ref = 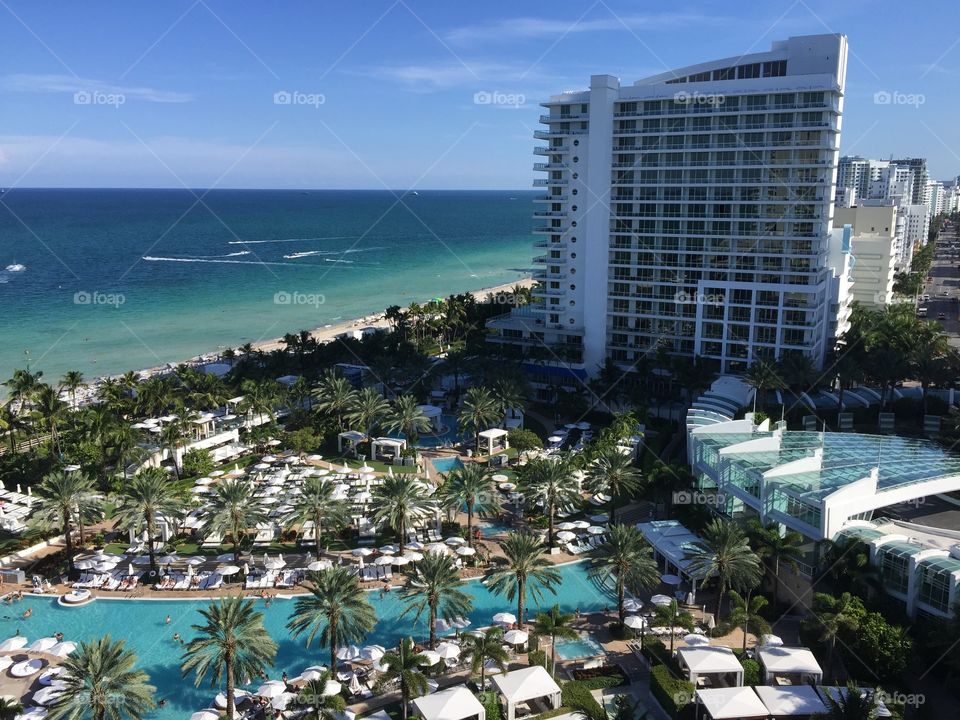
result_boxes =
[833,205,898,307]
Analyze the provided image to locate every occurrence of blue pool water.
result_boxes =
[2,562,609,718]
[477,521,513,537]
[416,415,462,448]
[431,456,464,474]
[555,635,607,660]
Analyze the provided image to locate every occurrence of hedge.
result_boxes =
[649,664,695,720]
[561,681,606,720]
[741,658,761,686]
[478,691,502,720]
[528,649,548,671]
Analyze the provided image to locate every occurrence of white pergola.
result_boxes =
[756,647,823,686]
[754,685,829,718]
[413,686,485,720]
[677,646,744,688]
[695,687,767,720]
[372,437,406,462]
[477,428,509,456]
[491,666,561,720]
[338,430,366,454]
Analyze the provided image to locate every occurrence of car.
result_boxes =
[938,312,946,320]
[943,291,951,297]
[921,294,931,301]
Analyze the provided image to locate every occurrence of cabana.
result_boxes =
[413,686,485,720]
[417,405,445,432]
[694,687,767,720]
[754,685,829,719]
[491,666,561,720]
[477,428,509,457]
[756,647,823,686]
[372,437,406,463]
[677,646,744,688]
[338,430,366,455]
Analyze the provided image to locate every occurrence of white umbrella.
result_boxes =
[187,556,206,566]
[15,708,47,720]
[407,540,425,550]
[661,574,682,586]
[572,520,591,530]
[373,555,394,566]
[556,522,576,531]
[503,630,528,645]
[351,548,373,557]
[392,555,412,566]
[358,465,375,473]
[493,612,516,625]
[28,637,58,653]
[299,668,325,682]
[32,684,66,706]
[452,616,472,629]
[49,642,76,658]
[419,650,441,667]
[650,594,673,607]
[379,545,398,554]
[0,636,27,651]
[74,560,94,570]
[191,711,220,720]
[683,634,709,646]
[256,681,287,698]
[445,536,467,546]
[760,634,784,647]
[218,565,241,576]
[38,667,63,685]
[456,546,476,556]
[209,469,226,477]
[624,615,646,630]
[348,674,362,696]
[308,560,332,571]
[547,435,563,443]
[215,553,236,562]
[491,474,509,482]
[264,554,286,570]
[556,531,576,542]
[336,645,361,661]
[195,476,215,485]
[131,556,152,565]
[154,554,178,564]
[435,618,451,633]
[322,680,342,696]
[426,543,449,555]
[587,526,605,535]
[435,642,460,659]
[361,644,385,661]
[623,598,643,612]
[214,689,250,709]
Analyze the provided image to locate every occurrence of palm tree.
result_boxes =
[33,384,68,456]
[60,370,85,410]
[49,635,155,720]
[372,475,434,555]
[744,358,785,413]
[347,387,390,440]
[686,518,762,620]
[283,476,350,559]
[462,626,508,690]
[112,467,183,573]
[298,672,346,720]
[747,521,805,609]
[181,597,277,720]
[240,379,281,424]
[0,698,23,720]
[587,525,660,627]
[31,471,101,573]
[814,592,861,682]
[287,566,377,670]
[159,416,188,480]
[727,590,770,654]
[201,478,268,562]
[314,371,356,431]
[379,637,429,720]
[384,395,432,444]
[584,447,641,523]
[484,530,561,628]
[400,552,474,648]
[820,683,878,720]
[519,457,580,547]
[438,463,500,548]
[533,604,578,676]
[458,387,503,452]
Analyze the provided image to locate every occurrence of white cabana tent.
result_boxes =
[413,686,485,720]
[754,685,829,718]
[695,687,767,720]
[756,646,823,686]
[491,666,561,720]
[677,646,744,688]
[477,428,509,456]
[338,430,366,454]
[371,437,406,462]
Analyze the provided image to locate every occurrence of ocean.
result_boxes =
[0,189,535,382]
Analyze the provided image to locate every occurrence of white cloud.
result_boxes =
[2,74,193,103]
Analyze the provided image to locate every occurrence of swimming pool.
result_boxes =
[431,456,464,474]
[476,521,513,537]
[2,562,610,719]
[555,635,607,660]
[393,414,461,448]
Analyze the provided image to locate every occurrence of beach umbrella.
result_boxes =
[373,555,394,566]
[624,615,646,630]
[0,636,28,651]
[157,554,179,565]
[498,482,516,492]
[361,644,386,661]
[299,668,325,682]
[435,618,451,633]
[445,536,466,546]
[38,667,63,686]
[426,543,448,555]
[209,470,225,477]
[322,680,342,696]
[452,616,471,629]
[661,574,682,586]
[195,477,214,485]
[256,681,287,699]
[760,634,783,647]
[264,554,286,570]
[379,545,397,554]
[192,486,211,494]
[351,548,373,557]
[435,642,460,659]
[49,642,76,658]
[392,555,412,566]
[556,531,576,542]
[623,599,643,613]
[572,520,591,530]
[358,465,375,473]
[217,565,241,576]
[187,556,206,566]
[214,690,250,709]
[28,637,58,653]
[456,546,476,556]
[348,674,362,696]
[587,526,605,535]
[131,556,152,565]
[15,708,47,720]
[215,553,236,562]
[242,563,250,576]
[190,711,220,720]
[407,540,425,551]
[547,436,563,444]
[556,522,576,531]
[503,630,528,645]
[307,560,332,572]
[272,692,297,711]
[419,651,441,667]
[683,634,709,647]
[650,594,673,607]
[254,463,270,470]
[10,658,45,677]
[493,612,516,625]
[336,645,361,661]
[74,560,94,570]
[32,684,66,706]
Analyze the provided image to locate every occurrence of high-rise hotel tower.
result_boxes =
[488,35,851,379]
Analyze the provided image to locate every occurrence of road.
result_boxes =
[921,222,960,346]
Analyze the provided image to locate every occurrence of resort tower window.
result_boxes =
[878,544,913,595]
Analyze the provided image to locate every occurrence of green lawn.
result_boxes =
[324,456,418,473]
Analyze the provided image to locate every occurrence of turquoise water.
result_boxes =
[406,415,461,449]
[431,457,464,474]
[477,521,513,538]
[555,635,606,660]
[0,562,609,718]
[0,189,535,382]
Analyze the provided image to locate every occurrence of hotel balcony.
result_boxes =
[535,145,569,155]
[533,178,568,186]
[533,162,568,171]
[534,194,568,203]
[533,210,567,218]
[534,130,587,139]
[540,113,588,123]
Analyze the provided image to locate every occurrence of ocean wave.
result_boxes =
[227,236,361,245]
[282,247,385,260]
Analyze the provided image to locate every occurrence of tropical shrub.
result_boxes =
[649,664,694,720]
[182,448,215,478]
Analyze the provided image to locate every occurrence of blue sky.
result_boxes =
[1,0,958,189]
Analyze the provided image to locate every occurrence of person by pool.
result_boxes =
[21,608,31,620]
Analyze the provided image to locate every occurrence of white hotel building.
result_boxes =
[489,34,852,379]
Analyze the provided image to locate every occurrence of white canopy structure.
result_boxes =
[477,428,509,456]
[695,687,768,720]
[372,437,406,462]
[754,685,829,717]
[338,430,366,454]
[756,646,823,685]
[677,646,744,687]
[491,666,561,720]
[413,686,486,720]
